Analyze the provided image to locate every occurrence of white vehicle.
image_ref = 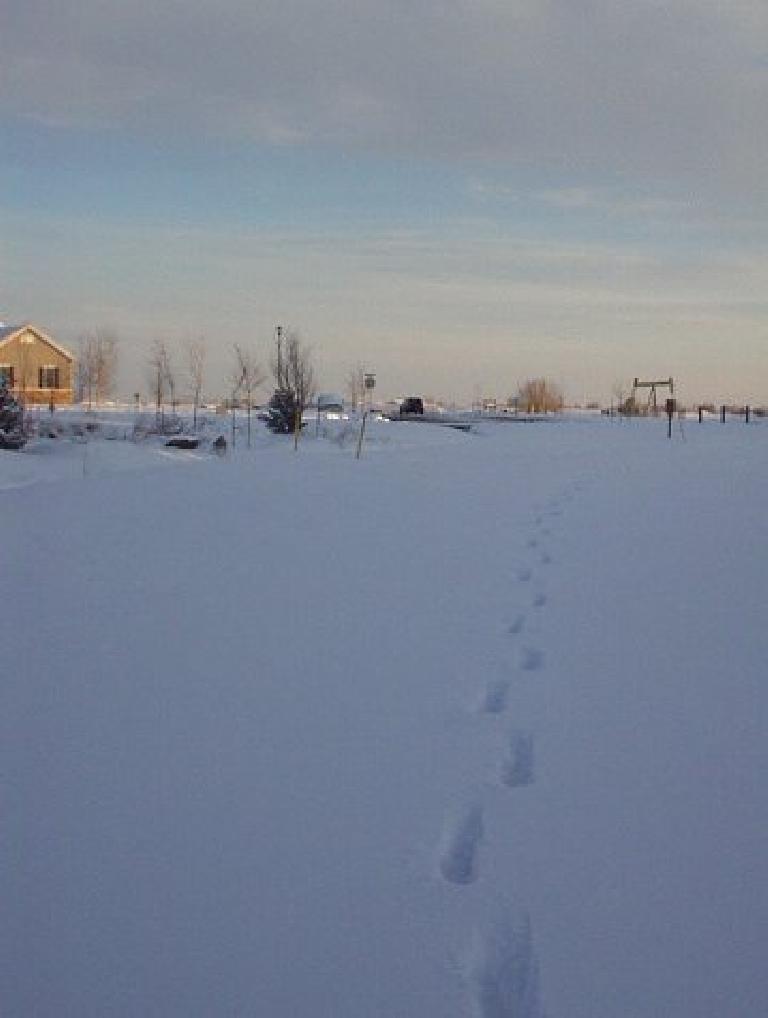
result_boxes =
[316,393,347,419]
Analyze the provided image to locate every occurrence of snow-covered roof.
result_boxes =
[0,324,74,361]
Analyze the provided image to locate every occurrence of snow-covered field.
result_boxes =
[2,415,766,1017]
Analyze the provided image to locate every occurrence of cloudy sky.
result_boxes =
[2,0,767,403]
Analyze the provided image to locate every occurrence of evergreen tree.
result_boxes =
[0,379,26,449]
[265,388,300,434]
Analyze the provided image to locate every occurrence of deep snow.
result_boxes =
[2,415,766,1017]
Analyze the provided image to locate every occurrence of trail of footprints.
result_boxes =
[436,486,579,1016]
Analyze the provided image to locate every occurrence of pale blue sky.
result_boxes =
[2,1,767,403]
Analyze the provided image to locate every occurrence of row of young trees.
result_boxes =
[75,330,309,401]
[146,330,316,441]
[76,327,317,439]
[77,328,561,420]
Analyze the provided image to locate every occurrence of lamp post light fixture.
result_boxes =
[364,372,376,411]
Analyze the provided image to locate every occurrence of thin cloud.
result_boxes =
[4,205,766,402]
[2,1,768,199]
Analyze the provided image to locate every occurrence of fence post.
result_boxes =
[745,405,750,424]
[721,405,726,423]
[698,406,703,423]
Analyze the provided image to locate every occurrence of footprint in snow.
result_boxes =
[500,731,535,788]
[438,804,484,885]
[507,613,526,635]
[526,537,539,549]
[464,912,543,1018]
[539,551,552,565]
[516,566,533,583]
[480,679,510,715]
[531,592,547,609]
[518,646,544,671]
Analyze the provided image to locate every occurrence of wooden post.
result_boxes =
[665,397,676,439]
[355,410,369,460]
[745,405,750,424]
[721,405,726,423]
[294,404,301,451]
[698,406,703,423]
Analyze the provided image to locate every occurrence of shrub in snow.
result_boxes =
[0,381,26,449]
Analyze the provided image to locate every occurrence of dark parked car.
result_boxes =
[399,396,424,415]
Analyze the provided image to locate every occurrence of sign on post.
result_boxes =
[665,397,677,438]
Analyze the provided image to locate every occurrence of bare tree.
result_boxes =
[77,338,98,408]
[147,340,173,428]
[77,330,119,408]
[186,337,206,430]
[611,380,628,415]
[517,377,564,413]
[232,343,265,447]
[287,333,316,413]
[94,332,118,404]
[164,347,177,414]
[346,362,366,412]
[271,330,316,448]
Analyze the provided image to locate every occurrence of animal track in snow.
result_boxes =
[438,804,484,885]
[480,679,510,715]
[500,731,535,788]
[539,551,552,565]
[526,537,539,549]
[531,592,547,609]
[465,913,543,1018]
[507,613,526,635]
[518,646,544,672]
[516,566,533,583]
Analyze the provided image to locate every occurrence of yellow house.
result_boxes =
[0,324,75,405]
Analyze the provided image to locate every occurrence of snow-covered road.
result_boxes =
[2,418,766,1016]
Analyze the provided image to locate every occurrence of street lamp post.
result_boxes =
[364,372,376,411]
[356,371,376,459]
[275,325,283,390]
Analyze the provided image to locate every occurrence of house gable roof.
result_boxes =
[0,324,75,362]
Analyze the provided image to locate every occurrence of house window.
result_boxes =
[39,366,60,389]
[0,365,14,387]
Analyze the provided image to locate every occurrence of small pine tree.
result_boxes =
[265,388,299,434]
[0,380,26,449]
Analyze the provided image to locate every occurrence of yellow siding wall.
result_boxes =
[0,329,74,405]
